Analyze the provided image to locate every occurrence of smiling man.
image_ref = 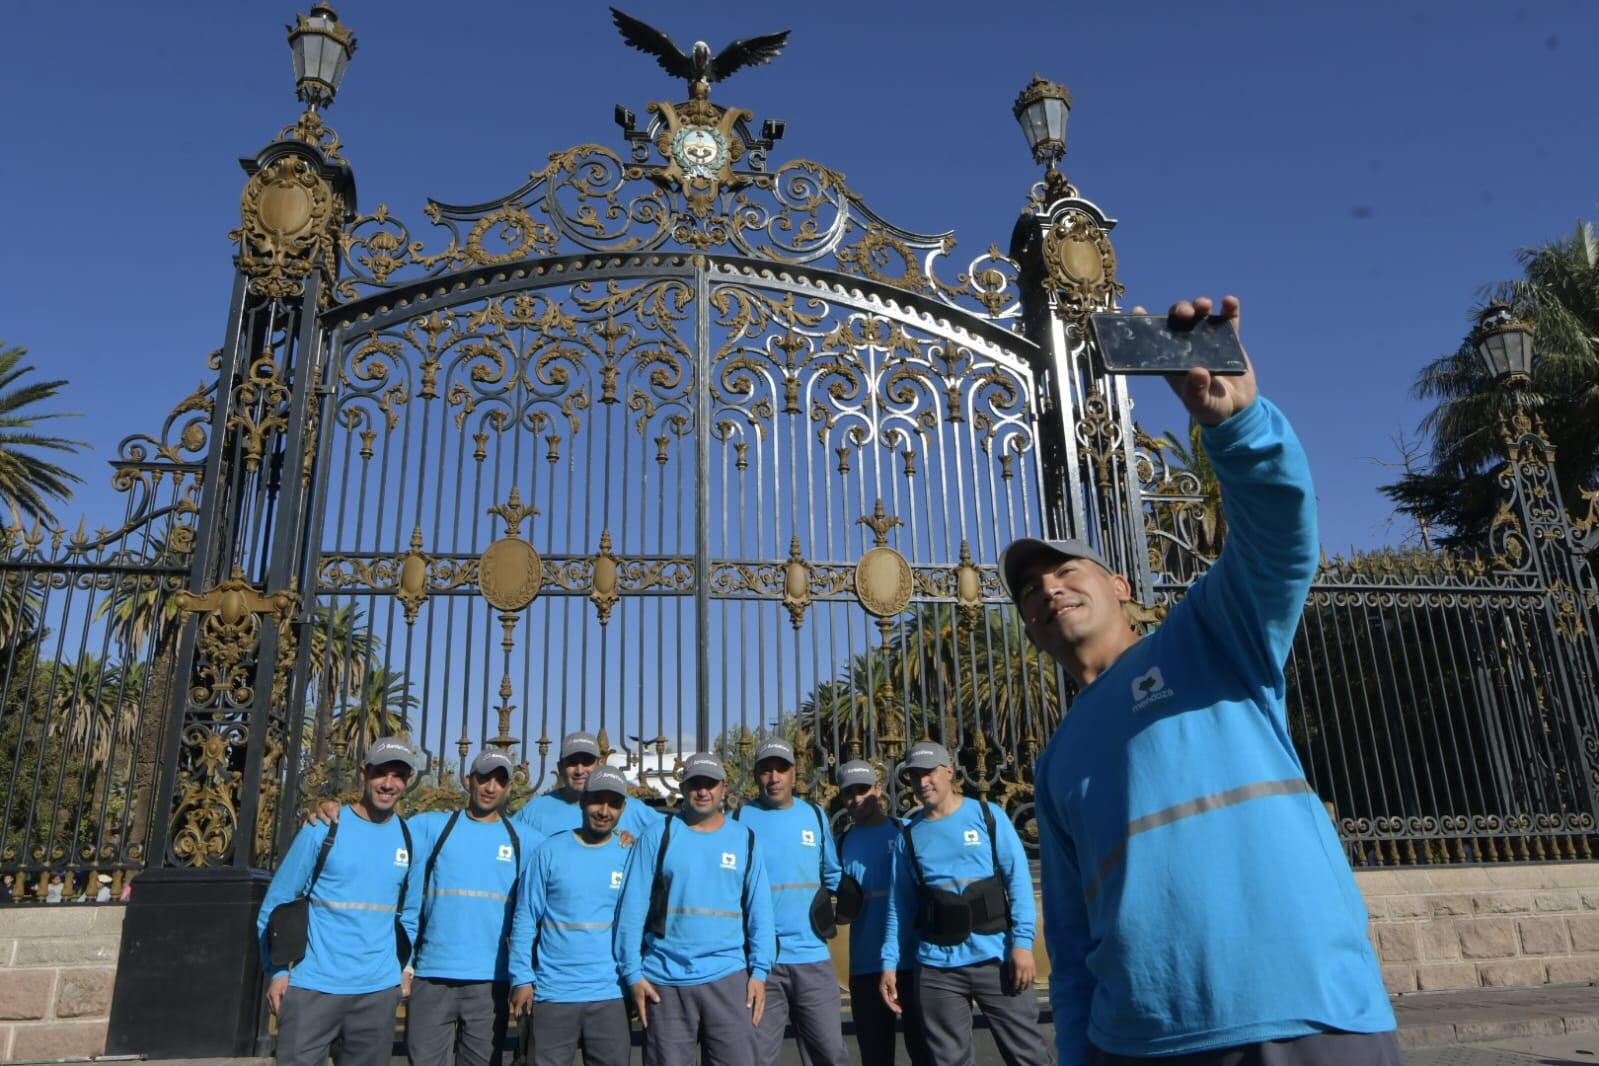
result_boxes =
[881,741,1048,1066]
[257,736,420,1066]
[1006,296,1398,1065]
[404,749,536,1066]
[613,752,775,1066]
[732,738,848,1066]
[509,766,634,1066]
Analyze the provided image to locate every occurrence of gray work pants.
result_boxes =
[276,984,402,1066]
[916,960,1052,1066]
[753,960,848,1066]
[529,998,631,1066]
[642,970,757,1066]
[1089,1029,1404,1065]
[405,977,509,1066]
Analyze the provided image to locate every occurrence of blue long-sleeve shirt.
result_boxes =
[882,798,1035,971]
[512,789,662,839]
[838,819,916,976]
[733,800,841,965]
[509,830,629,1001]
[256,807,419,995]
[1035,397,1394,1064]
[612,813,775,987]
[407,810,536,982]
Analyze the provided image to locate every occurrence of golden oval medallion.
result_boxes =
[478,538,543,612]
[854,547,913,618]
[259,182,314,236]
[591,553,618,599]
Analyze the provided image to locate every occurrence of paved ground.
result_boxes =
[35,983,1599,1065]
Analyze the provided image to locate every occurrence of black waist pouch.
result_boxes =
[646,876,669,939]
[267,897,312,969]
[833,874,864,925]
[396,921,412,967]
[809,886,837,941]
[963,875,1009,936]
[915,885,971,947]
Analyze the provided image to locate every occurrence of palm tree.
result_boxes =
[93,530,192,854]
[1385,220,1599,546]
[48,655,139,771]
[0,342,85,525]
[333,666,417,753]
[0,567,42,653]
[1157,420,1226,557]
[305,603,380,761]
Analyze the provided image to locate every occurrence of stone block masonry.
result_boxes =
[0,905,124,1061]
[1360,861,1599,995]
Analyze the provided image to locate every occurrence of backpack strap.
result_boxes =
[979,801,1013,930]
[304,816,340,898]
[807,801,827,879]
[407,812,447,957]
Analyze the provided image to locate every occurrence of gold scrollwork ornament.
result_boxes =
[232,152,342,299]
[1041,210,1124,326]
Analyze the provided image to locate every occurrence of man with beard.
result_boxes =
[1004,296,1398,1065]
[514,732,660,843]
[834,760,930,1065]
[732,738,848,1066]
[404,749,537,1066]
[881,741,1049,1066]
[614,753,775,1066]
[258,736,421,1066]
[508,766,635,1066]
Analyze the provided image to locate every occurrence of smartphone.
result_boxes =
[1089,312,1249,376]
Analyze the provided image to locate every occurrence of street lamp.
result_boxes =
[1013,74,1072,167]
[287,3,356,109]
[1470,301,1536,382]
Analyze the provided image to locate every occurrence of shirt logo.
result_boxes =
[963,829,981,847]
[721,851,738,870]
[1131,666,1174,711]
[610,870,624,890]
[395,848,410,867]
[497,844,514,863]
[801,829,816,847]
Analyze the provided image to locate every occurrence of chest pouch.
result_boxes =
[902,800,1013,948]
[266,819,340,970]
[914,885,972,947]
[833,872,864,925]
[962,874,1009,935]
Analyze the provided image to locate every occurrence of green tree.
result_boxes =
[1158,420,1226,556]
[306,603,380,762]
[1385,220,1599,546]
[333,666,417,752]
[0,342,85,525]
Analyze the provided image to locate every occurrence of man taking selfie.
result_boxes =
[1008,296,1398,1064]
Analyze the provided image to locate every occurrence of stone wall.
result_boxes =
[1359,862,1599,994]
[0,905,123,1062]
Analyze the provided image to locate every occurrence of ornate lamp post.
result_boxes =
[287,3,357,109]
[1470,300,1536,383]
[1013,74,1073,201]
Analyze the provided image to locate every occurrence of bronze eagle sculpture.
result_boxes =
[609,8,789,95]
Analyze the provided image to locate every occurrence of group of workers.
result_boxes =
[257,296,1404,1066]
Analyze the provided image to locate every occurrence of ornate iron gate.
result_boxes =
[4,20,1598,895]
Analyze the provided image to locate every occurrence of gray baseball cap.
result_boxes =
[898,740,952,779]
[559,731,601,761]
[836,760,877,790]
[752,738,795,767]
[583,766,630,798]
[680,752,726,784]
[469,749,515,778]
[364,736,418,773]
[998,536,1113,605]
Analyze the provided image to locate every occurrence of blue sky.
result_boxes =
[4,0,1596,553]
